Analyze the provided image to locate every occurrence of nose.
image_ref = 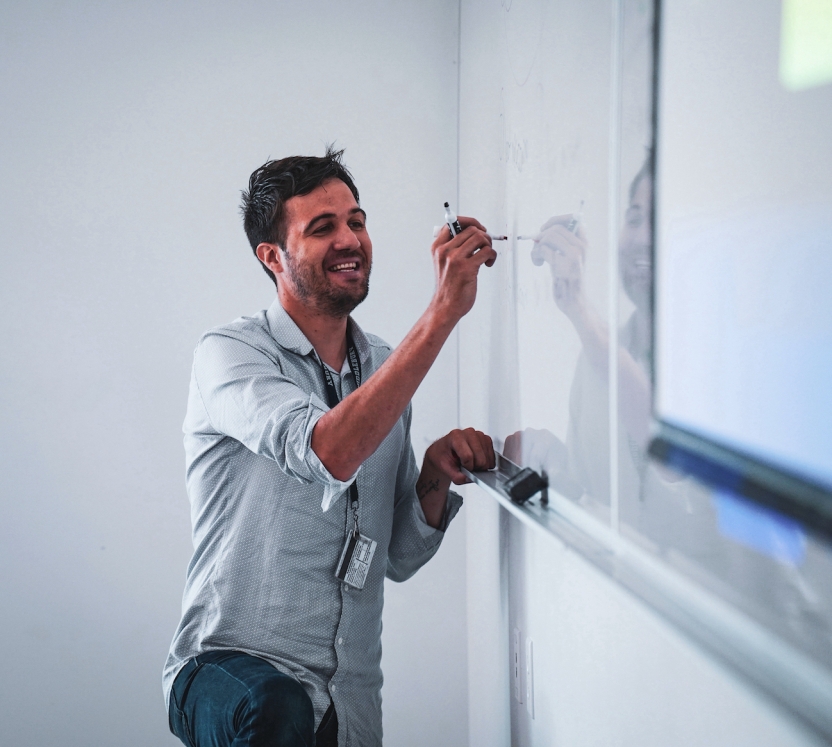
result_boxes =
[333,221,361,251]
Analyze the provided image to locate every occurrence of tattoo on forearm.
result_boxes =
[416,478,441,500]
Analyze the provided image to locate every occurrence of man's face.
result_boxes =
[279,178,372,318]
[619,174,653,312]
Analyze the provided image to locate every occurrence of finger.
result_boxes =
[449,430,476,472]
[438,454,469,484]
[475,245,498,268]
[541,246,576,278]
[439,227,491,260]
[479,432,496,470]
[454,227,493,256]
[457,215,487,232]
[503,431,522,462]
[543,434,568,468]
[433,224,452,244]
[528,440,545,469]
[574,225,588,261]
[535,235,581,267]
[539,225,584,253]
[453,234,497,263]
[451,237,497,270]
[539,214,573,232]
[464,427,488,469]
[440,450,470,484]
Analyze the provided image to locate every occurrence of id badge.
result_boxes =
[335,531,377,590]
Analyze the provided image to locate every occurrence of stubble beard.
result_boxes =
[283,251,371,318]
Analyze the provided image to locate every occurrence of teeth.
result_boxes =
[330,262,358,272]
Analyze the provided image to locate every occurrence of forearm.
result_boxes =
[415,460,453,529]
[311,301,456,480]
[415,427,495,528]
[570,300,609,374]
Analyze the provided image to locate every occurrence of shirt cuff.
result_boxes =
[413,489,464,539]
[304,401,360,512]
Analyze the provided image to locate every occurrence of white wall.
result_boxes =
[0,2,466,746]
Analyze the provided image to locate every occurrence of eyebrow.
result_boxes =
[304,207,367,234]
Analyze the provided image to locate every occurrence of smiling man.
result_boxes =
[163,147,496,747]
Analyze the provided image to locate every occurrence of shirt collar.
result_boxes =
[266,298,372,365]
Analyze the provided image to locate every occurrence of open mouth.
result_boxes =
[328,260,360,273]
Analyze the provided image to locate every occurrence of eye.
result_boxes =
[625,207,643,228]
[313,222,333,235]
[349,220,365,230]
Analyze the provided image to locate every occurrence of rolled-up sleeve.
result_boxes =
[192,331,357,511]
[386,406,463,582]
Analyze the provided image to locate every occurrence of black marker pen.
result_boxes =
[444,202,463,236]
[442,202,507,241]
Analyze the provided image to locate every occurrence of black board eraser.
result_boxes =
[503,467,548,503]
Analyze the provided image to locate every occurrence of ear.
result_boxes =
[256,242,284,278]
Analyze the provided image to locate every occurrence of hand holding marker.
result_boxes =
[523,200,585,266]
[437,202,508,242]
[437,201,583,253]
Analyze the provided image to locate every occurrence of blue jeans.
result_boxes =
[168,650,338,747]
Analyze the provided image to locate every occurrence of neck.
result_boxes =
[278,290,349,370]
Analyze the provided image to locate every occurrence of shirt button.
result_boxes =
[331,684,337,692]
[338,637,343,645]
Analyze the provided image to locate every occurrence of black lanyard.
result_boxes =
[319,330,363,537]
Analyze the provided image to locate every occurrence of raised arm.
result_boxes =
[311,218,497,481]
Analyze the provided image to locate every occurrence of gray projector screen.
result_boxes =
[651,0,832,531]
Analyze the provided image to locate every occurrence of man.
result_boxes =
[163,147,496,747]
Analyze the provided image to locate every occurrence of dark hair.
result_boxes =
[240,145,360,283]
[629,148,654,203]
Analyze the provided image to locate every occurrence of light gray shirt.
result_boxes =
[163,299,461,747]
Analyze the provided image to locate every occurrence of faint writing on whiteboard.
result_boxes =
[506,134,529,171]
[498,87,530,172]
[501,0,546,87]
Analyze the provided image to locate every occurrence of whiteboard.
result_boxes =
[458,0,832,697]
[459,0,654,527]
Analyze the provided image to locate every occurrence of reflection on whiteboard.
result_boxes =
[506,162,656,519]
